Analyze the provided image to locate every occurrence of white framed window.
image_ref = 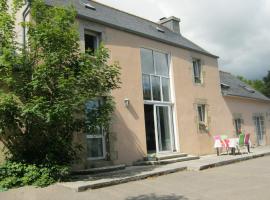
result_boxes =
[84,30,100,53]
[85,99,106,160]
[193,59,202,84]
[141,48,171,102]
[197,104,208,132]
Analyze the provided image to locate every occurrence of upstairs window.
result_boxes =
[141,48,171,102]
[84,31,100,53]
[193,59,202,84]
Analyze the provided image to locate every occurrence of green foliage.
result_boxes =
[262,71,270,97]
[0,161,70,190]
[237,76,265,93]
[0,0,121,167]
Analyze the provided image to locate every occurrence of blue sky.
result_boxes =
[96,0,270,80]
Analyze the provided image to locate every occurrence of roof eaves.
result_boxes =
[77,13,219,59]
[222,93,270,103]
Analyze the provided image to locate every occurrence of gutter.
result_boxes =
[22,0,30,48]
[222,93,270,103]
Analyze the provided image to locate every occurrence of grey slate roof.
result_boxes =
[219,71,270,102]
[44,0,218,58]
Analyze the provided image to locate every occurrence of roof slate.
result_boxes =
[219,71,270,102]
[44,0,218,58]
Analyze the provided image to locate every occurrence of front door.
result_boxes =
[144,104,174,153]
[254,116,265,146]
[155,105,173,152]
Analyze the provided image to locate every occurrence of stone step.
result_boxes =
[135,155,199,166]
[146,153,188,161]
[71,164,126,175]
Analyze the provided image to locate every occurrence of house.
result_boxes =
[5,0,270,169]
[220,71,270,146]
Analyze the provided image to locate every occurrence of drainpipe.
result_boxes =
[22,0,30,48]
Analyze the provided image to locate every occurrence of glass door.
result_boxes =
[155,105,173,152]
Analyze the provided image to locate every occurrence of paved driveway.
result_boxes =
[1,156,270,200]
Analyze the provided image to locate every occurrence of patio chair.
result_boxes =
[214,135,229,156]
[237,133,251,154]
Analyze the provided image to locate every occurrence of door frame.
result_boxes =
[144,101,176,154]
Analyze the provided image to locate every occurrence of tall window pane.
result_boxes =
[152,76,161,101]
[193,59,202,84]
[141,48,154,74]
[162,78,170,102]
[142,74,151,100]
[154,51,169,76]
[86,137,103,158]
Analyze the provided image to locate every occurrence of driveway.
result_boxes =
[1,156,270,200]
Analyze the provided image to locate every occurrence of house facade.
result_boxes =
[4,0,270,169]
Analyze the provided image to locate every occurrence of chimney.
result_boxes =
[159,16,181,34]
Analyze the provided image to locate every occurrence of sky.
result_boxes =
[96,0,270,80]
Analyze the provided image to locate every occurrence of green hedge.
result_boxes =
[0,162,70,190]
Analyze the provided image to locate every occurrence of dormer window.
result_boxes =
[84,2,96,10]
[221,83,230,89]
[240,85,255,93]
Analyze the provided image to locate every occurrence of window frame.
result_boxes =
[85,98,106,160]
[234,118,242,135]
[84,30,100,53]
[192,58,203,85]
[141,48,171,103]
[197,104,207,124]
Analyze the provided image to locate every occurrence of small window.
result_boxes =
[84,31,99,53]
[234,118,242,135]
[197,104,208,132]
[193,59,202,84]
[197,104,206,124]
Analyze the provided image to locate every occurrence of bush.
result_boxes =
[0,162,70,190]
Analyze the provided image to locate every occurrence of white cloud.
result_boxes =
[96,0,270,79]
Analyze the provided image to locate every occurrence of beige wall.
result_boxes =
[78,19,241,165]
[224,96,270,146]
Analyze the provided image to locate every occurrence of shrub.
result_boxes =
[0,162,70,190]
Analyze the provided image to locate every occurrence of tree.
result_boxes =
[262,71,270,97]
[0,0,121,165]
[237,76,265,93]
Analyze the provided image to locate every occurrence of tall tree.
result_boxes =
[263,71,270,97]
[0,0,121,165]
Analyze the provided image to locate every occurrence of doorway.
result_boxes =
[144,104,174,153]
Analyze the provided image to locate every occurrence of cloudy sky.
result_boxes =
[96,0,270,80]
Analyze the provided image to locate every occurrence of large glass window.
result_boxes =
[141,48,170,102]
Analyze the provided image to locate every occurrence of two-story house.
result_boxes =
[4,0,270,169]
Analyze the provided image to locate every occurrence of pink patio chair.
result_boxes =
[214,135,229,156]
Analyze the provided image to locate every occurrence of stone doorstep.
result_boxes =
[60,166,187,192]
[58,148,270,192]
[71,164,126,175]
[146,153,188,161]
[135,155,199,166]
